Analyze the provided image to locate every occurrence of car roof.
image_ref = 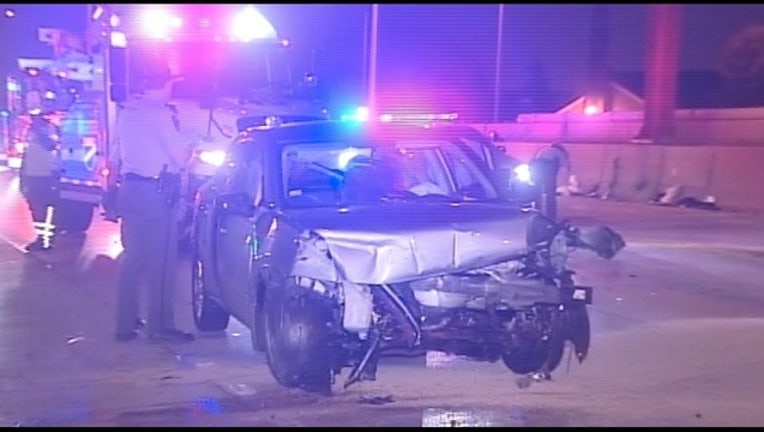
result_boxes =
[239,120,491,148]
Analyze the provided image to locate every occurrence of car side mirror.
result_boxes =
[218,192,256,217]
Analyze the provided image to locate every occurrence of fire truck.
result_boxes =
[3,4,328,235]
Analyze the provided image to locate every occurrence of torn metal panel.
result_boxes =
[289,204,533,285]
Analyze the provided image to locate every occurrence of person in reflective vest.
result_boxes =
[19,113,61,251]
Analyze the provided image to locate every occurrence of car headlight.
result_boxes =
[198,150,227,167]
[512,163,534,185]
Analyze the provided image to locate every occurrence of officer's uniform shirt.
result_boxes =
[111,93,191,178]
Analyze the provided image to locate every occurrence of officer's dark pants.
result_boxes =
[115,176,180,335]
[22,175,59,247]
[530,159,559,221]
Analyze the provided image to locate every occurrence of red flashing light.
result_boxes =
[142,9,182,39]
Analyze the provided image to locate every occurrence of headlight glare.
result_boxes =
[198,150,226,167]
[512,163,533,185]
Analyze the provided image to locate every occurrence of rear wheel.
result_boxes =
[263,283,333,394]
[191,253,230,332]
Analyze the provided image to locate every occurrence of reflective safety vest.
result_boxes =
[20,135,60,178]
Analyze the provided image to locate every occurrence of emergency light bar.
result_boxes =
[135,5,277,41]
[340,106,459,124]
[379,112,459,123]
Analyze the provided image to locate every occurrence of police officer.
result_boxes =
[530,141,571,221]
[19,113,61,252]
[111,70,195,343]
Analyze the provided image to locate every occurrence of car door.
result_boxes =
[213,141,265,321]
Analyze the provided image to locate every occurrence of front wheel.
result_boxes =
[263,285,334,394]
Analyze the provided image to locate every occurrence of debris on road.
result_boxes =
[359,394,394,405]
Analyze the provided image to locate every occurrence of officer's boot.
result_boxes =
[24,235,52,252]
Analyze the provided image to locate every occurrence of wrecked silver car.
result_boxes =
[190,120,625,394]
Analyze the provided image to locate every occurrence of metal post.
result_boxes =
[368,4,379,118]
[362,11,369,96]
[492,4,504,123]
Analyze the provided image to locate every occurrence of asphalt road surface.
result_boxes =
[1,167,763,427]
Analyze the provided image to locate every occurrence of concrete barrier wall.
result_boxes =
[706,146,764,212]
[473,135,764,213]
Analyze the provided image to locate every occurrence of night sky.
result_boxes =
[3,4,764,120]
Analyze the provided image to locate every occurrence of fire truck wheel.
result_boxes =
[56,199,94,234]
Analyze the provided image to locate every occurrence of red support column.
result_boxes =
[636,4,681,143]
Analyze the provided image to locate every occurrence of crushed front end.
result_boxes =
[289,214,625,390]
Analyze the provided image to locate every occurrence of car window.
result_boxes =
[439,142,498,200]
[282,142,369,207]
[222,140,264,205]
[459,137,494,169]
[386,141,455,197]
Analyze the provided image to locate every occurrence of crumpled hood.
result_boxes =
[289,202,533,285]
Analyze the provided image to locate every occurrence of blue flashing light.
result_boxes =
[340,106,369,122]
